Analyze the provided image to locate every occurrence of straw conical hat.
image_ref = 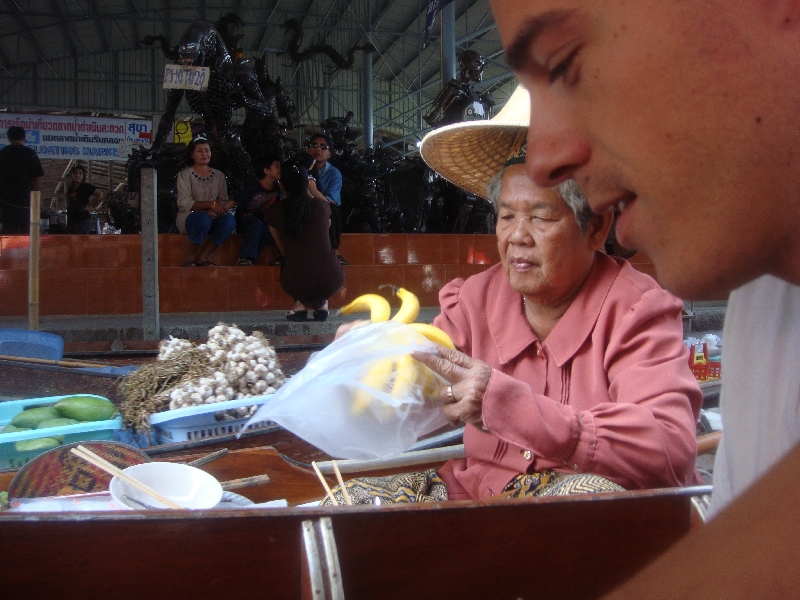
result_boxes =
[419,84,530,200]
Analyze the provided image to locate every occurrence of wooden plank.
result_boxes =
[0,511,305,599]
[0,487,696,600]
[332,490,694,600]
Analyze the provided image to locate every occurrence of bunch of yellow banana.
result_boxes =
[340,286,454,416]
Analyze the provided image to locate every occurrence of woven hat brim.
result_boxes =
[420,84,531,199]
[420,121,528,199]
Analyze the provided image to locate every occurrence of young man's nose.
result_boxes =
[525,102,591,188]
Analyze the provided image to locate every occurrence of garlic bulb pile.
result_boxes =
[158,336,194,360]
[163,324,285,421]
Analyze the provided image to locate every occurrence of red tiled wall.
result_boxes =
[0,234,502,316]
[0,234,658,316]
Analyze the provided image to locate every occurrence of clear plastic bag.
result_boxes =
[241,321,449,459]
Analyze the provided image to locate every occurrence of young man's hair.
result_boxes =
[252,153,282,177]
[7,126,25,142]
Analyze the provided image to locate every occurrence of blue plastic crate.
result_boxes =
[149,395,274,444]
[0,329,64,361]
[0,395,122,469]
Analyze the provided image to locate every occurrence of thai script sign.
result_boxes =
[162,65,210,91]
[0,113,152,161]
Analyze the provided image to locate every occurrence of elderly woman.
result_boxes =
[176,137,236,266]
[326,86,701,505]
[418,164,701,499]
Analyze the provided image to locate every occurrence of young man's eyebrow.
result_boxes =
[505,9,577,72]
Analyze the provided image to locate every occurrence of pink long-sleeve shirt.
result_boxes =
[434,253,702,500]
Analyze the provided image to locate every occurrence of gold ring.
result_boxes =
[446,385,454,402]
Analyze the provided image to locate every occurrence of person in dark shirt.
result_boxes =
[66,165,104,234]
[233,154,282,266]
[306,133,347,265]
[266,153,344,322]
[0,127,45,235]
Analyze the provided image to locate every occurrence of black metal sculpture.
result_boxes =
[241,57,296,161]
[129,17,497,236]
[142,19,270,197]
[423,50,495,127]
[321,111,357,157]
[133,14,296,231]
[415,50,497,233]
[279,19,376,74]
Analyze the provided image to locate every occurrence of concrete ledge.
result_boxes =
[0,308,444,350]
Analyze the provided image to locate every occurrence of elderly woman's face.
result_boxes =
[497,165,601,308]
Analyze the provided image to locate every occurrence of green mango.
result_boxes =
[10,406,60,429]
[36,418,80,442]
[1,424,30,434]
[54,396,117,422]
[14,437,60,452]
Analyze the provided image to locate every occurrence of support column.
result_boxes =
[28,191,41,330]
[320,76,330,124]
[140,168,160,340]
[362,45,374,149]
[441,2,457,83]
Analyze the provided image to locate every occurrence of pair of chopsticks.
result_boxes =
[311,460,352,506]
[70,445,183,510]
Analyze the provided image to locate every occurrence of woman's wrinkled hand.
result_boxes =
[411,347,492,428]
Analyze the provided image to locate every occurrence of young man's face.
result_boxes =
[490,0,800,298]
[307,138,331,164]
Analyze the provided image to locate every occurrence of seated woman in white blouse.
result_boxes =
[176,137,236,266]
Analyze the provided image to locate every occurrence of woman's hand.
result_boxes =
[411,347,492,428]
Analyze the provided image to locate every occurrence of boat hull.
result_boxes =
[0,484,701,600]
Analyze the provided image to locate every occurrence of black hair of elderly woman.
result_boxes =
[263,153,344,322]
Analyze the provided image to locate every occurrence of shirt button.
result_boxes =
[522,450,532,461]
[573,464,579,471]
[536,349,541,356]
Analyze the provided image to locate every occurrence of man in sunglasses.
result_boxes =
[307,133,347,265]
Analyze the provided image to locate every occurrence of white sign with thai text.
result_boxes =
[162,65,210,91]
[0,113,152,161]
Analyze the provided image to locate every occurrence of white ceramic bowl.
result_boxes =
[109,462,223,510]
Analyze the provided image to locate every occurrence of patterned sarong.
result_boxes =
[501,471,625,497]
[320,469,623,506]
[320,468,448,506]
